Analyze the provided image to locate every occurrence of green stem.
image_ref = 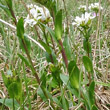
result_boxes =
[43,27,54,64]
[13,98,15,110]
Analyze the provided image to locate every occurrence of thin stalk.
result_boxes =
[13,98,15,110]
[93,0,101,66]
[43,27,54,63]
[6,3,17,25]
[59,39,68,68]
[62,0,69,34]
[23,63,32,110]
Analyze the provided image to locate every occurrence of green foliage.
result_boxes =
[2,71,22,100]
[55,10,62,40]
[0,4,11,16]
[0,99,19,110]
[17,18,24,38]
[88,81,95,108]
[5,0,12,9]
[63,36,71,60]
[17,18,31,53]
[68,61,80,89]
[39,40,51,54]
[83,39,92,54]
[82,56,93,73]
[0,0,108,109]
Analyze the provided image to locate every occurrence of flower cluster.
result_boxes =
[89,3,103,13]
[73,2,103,28]
[78,5,87,13]
[24,4,52,27]
[72,12,95,29]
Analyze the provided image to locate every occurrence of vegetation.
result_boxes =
[0,0,110,110]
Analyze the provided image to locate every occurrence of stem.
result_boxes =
[6,4,17,25]
[43,27,54,64]
[62,0,69,34]
[22,39,55,109]
[13,98,15,110]
[22,39,41,84]
[58,39,68,68]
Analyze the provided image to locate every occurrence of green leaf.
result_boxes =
[62,96,69,110]
[39,40,51,54]
[18,53,30,67]
[17,19,31,52]
[40,72,46,88]
[18,35,31,53]
[92,105,98,110]
[8,77,22,100]
[2,71,12,88]
[45,51,57,64]
[50,64,62,86]
[37,87,47,101]
[40,23,58,43]
[8,82,19,98]
[17,17,24,39]
[68,61,80,89]
[5,0,12,9]
[0,98,19,110]
[55,10,62,40]
[82,56,93,73]
[83,39,91,53]
[63,36,71,60]
[89,81,95,107]
[0,4,11,16]
[60,74,69,85]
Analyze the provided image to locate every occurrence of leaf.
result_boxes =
[82,56,93,73]
[0,98,19,110]
[92,105,98,110]
[68,61,80,89]
[17,18,31,53]
[40,23,58,43]
[45,51,57,64]
[60,74,69,85]
[8,77,22,100]
[60,74,79,97]
[40,72,46,88]
[55,10,62,40]
[39,40,51,54]
[8,82,19,98]
[83,39,91,53]
[2,71,12,88]
[63,36,71,60]
[18,35,31,53]
[0,4,11,16]
[37,87,47,101]
[5,0,12,9]
[17,17,24,39]
[18,53,30,67]
[62,96,69,110]
[50,64,62,86]
[89,81,95,107]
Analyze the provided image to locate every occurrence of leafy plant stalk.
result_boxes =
[6,3,55,109]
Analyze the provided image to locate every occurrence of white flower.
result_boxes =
[78,5,87,12]
[89,2,103,12]
[24,4,52,27]
[72,12,95,28]
[24,15,37,27]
